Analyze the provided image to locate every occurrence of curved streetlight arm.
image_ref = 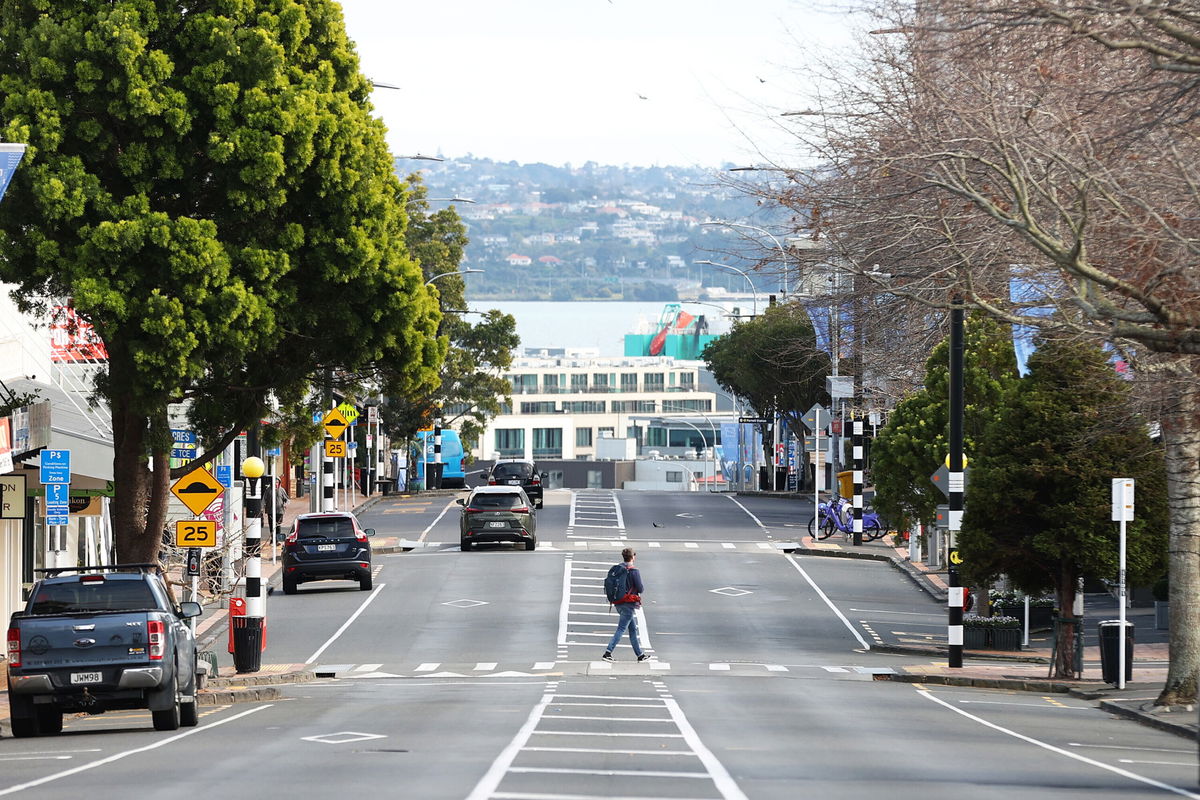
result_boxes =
[701,220,788,298]
[425,268,484,286]
[659,405,720,493]
[695,260,759,316]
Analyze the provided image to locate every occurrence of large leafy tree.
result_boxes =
[872,314,1019,530]
[380,176,518,451]
[961,335,1167,678]
[702,304,831,435]
[0,0,441,561]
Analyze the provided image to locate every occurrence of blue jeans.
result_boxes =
[606,603,643,656]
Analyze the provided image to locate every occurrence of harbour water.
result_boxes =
[468,300,736,357]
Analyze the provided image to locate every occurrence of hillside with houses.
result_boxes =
[404,156,778,301]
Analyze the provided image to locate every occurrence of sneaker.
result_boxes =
[637,654,651,663]
[601,651,614,662]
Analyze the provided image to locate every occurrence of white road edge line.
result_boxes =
[784,555,870,650]
[465,685,555,800]
[724,495,766,529]
[305,583,387,664]
[662,696,749,800]
[417,500,459,543]
[0,705,272,797]
[917,689,1200,799]
[558,556,573,649]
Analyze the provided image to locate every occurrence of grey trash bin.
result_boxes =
[1098,619,1133,684]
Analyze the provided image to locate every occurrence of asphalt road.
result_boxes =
[2,489,1196,799]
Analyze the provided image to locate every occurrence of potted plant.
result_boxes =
[962,616,989,649]
[986,616,1022,651]
[991,591,1054,630]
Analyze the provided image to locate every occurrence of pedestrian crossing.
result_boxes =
[566,489,625,539]
[466,679,748,800]
[389,539,801,554]
[309,660,896,679]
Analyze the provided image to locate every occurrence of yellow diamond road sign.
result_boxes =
[337,402,360,424]
[322,408,349,439]
[170,466,224,516]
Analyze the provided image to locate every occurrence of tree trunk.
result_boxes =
[108,349,158,565]
[1155,365,1200,706]
[1052,566,1079,680]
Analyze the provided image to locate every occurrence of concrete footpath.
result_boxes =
[2,489,1193,743]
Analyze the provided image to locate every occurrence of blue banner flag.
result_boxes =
[0,144,27,204]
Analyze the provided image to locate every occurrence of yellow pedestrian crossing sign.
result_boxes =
[337,402,360,424]
[323,408,349,439]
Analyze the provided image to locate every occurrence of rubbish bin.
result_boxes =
[428,461,445,490]
[231,615,264,673]
[1098,620,1134,684]
[837,470,854,497]
[375,478,394,496]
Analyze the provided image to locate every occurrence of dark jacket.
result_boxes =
[617,566,644,606]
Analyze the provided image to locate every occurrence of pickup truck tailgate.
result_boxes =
[14,611,154,670]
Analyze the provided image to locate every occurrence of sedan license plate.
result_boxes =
[71,672,102,685]
[317,544,337,552]
[487,521,507,528]
[507,479,521,485]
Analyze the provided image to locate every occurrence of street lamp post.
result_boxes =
[659,410,716,492]
[663,403,720,492]
[695,260,759,316]
[701,220,789,298]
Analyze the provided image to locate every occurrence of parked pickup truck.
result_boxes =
[6,564,202,737]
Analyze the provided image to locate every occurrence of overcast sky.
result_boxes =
[338,0,858,169]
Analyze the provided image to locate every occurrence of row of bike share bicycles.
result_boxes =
[807,494,890,541]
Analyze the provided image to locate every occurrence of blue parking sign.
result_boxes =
[40,449,71,484]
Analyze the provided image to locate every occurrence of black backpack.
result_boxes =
[604,563,630,604]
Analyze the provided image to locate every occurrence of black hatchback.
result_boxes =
[282,512,375,593]
[488,460,545,508]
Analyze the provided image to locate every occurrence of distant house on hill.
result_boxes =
[507,253,533,266]
[538,255,563,265]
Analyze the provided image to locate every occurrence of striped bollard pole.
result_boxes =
[235,456,265,673]
[948,570,963,668]
[433,415,443,489]
[852,415,864,546]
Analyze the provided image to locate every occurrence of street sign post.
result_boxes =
[170,466,225,516]
[45,482,69,526]
[175,519,217,548]
[325,439,347,458]
[323,408,349,439]
[738,416,769,425]
[40,449,71,484]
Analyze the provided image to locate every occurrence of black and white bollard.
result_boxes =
[851,415,864,547]
[234,456,266,673]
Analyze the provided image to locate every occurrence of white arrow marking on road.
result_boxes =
[302,732,387,745]
[676,512,701,518]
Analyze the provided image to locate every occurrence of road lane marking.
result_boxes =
[415,662,438,672]
[475,662,499,670]
[0,705,271,797]
[917,689,1200,799]
[522,746,698,757]
[466,682,559,800]
[724,495,767,529]
[304,583,387,664]
[785,556,871,650]
[508,767,709,778]
[1069,743,1194,754]
[416,500,459,543]
[661,693,749,800]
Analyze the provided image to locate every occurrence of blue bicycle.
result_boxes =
[808,495,886,541]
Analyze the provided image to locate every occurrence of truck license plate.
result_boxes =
[71,672,102,684]
[317,544,336,551]
[488,521,506,528]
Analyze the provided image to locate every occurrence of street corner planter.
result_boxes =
[995,603,1054,631]
[963,626,989,649]
[989,627,1022,651]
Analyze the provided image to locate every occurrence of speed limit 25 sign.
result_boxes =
[175,519,217,548]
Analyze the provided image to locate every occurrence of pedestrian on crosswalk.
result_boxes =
[603,548,649,663]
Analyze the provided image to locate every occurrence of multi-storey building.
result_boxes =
[471,351,724,462]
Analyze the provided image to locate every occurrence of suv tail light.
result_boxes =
[511,506,529,514]
[148,620,165,660]
[488,478,497,485]
[284,528,298,545]
[7,627,20,668]
[355,527,368,543]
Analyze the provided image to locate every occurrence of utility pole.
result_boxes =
[947,299,966,669]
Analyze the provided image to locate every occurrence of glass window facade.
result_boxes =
[533,428,563,458]
[494,429,525,457]
[576,428,592,447]
[520,401,557,414]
